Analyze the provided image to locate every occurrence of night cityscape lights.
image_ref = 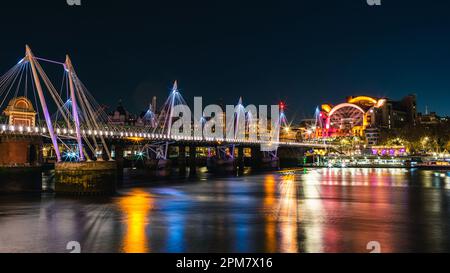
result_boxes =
[1,2,450,268]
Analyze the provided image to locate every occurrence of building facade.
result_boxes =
[316,95,417,145]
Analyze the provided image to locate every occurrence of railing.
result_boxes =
[0,123,333,148]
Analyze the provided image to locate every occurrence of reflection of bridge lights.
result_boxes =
[117,189,153,253]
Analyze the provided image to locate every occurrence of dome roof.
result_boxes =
[4,97,36,113]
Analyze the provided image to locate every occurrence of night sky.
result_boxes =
[1,0,450,120]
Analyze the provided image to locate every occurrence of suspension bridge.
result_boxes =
[0,45,333,194]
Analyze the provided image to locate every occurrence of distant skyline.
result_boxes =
[0,0,449,119]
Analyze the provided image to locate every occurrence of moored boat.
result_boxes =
[207,156,235,173]
[417,160,450,170]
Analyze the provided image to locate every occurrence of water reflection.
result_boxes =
[277,174,299,252]
[296,168,450,252]
[299,175,324,253]
[1,168,450,253]
[263,175,277,252]
[116,189,153,253]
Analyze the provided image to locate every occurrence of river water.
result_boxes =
[1,168,450,253]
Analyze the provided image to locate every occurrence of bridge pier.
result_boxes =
[249,147,280,170]
[114,144,125,183]
[0,136,43,193]
[278,146,307,167]
[189,145,197,177]
[236,146,245,175]
[250,147,262,168]
[178,145,187,176]
[55,161,117,195]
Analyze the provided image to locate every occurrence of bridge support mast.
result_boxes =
[65,55,84,161]
[26,45,61,162]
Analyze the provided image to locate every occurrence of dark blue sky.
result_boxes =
[1,0,449,119]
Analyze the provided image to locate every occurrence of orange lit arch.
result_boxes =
[347,96,378,105]
[326,103,368,136]
[328,103,365,117]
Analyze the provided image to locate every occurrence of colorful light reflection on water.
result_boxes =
[1,168,450,253]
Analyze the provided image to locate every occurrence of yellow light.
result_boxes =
[117,189,153,253]
[348,96,378,105]
[127,137,144,142]
[375,99,386,108]
[321,104,332,113]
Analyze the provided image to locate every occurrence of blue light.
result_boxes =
[63,150,79,162]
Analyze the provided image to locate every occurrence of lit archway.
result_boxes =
[327,103,366,136]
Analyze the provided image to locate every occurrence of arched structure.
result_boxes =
[347,96,378,106]
[3,97,36,127]
[328,103,365,117]
[326,103,366,136]
[318,96,387,138]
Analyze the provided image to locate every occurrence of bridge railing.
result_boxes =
[0,122,334,148]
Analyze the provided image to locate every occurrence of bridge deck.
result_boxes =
[0,124,332,148]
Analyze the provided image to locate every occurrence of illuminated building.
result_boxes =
[376,94,417,129]
[364,127,380,146]
[318,96,387,138]
[416,111,445,125]
[370,145,407,156]
[3,97,36,127]
[316,95,417,145]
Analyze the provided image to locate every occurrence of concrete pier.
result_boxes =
[0,136,43,193]
[250,147,263,168]
[278,146,306,167]
[250,147,280,170]
[178,145,187,176]
[236,146,245,174]
[113,144,125,184]
[0,166,42,193]
[55,161,117,195]
[189,145,197,177]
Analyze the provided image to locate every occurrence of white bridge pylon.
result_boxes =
[0,45,113,162]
